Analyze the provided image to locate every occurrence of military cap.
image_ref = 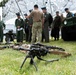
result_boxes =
[16,12,20,16]
[29,9,33,12]
[24,13,28,16]
[65,8,69,11]
[56,11,59,13]
[41,7,46,10]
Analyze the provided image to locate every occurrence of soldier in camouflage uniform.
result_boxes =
[15,13,24,43]
[0,17,5,43]
[26,5,44,43]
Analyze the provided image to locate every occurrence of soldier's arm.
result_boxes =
[49,13,53,27]
[21,19,24,28]
[3,23,6,29]
[15,19,17,27]
[41,14,44,28]
[26,11,34,19]
[2,21,6,29]
[59,16,62,27]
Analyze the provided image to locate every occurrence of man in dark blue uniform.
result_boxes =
[28,9,33,42]
[51,11,61,41]
[24,14,30,42]
[15,13,24,43]
[65,8,74,18]
[41,7,53,42]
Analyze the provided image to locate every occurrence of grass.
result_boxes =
[0,39,76,75]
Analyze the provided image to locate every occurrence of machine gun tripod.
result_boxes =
[19,47,59,71]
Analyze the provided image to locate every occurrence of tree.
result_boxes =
[0,0,8,7]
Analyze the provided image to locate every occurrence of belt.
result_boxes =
[37,20,41,22]
[34,20,41,22]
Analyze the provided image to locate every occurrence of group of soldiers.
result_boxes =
[15,4,53,43]
[15,5,75,43]
[0,4,74,44]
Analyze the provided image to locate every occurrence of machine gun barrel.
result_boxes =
[45,46,65,51]
[18,47,49,52]
[32,43,65,51]
[18,47,44,51]
[18,47,32,51]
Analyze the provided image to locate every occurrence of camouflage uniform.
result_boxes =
[0,21,5,42]
[29,10,43,43]
[32,22,42,43]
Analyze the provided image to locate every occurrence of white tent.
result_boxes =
[0,7,2,20]
[5,17,16,24]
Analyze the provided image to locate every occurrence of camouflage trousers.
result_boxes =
[31,22,42,43]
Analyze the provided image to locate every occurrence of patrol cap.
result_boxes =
[56,11,59,13]
[16,12,20,16]
[65,8,69,11]
[41,7,46,10]
[24,13,28,16]
[29,9,33,12]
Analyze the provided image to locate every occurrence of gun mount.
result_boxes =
[19,43,65,71]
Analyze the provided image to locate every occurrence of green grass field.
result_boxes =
[0,39,76,75]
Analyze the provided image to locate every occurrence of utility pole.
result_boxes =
[15,0,24,19]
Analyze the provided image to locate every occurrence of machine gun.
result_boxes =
[19,43,66,71]
[0,43,70,71]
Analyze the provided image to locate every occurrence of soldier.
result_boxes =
[24,12,33,42]
[26,5,44,43]
[28,9,33,42]
[24,14,30,42]
[60,14,65,23]
[51,11,61,41]
[15,13,24,43]
[0,16,5,43]
[65,8,74,18]
[41,7,53,42]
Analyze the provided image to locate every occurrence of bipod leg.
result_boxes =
[37,56,59,62]
[31,56,38,71]
[20,55,29,69]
